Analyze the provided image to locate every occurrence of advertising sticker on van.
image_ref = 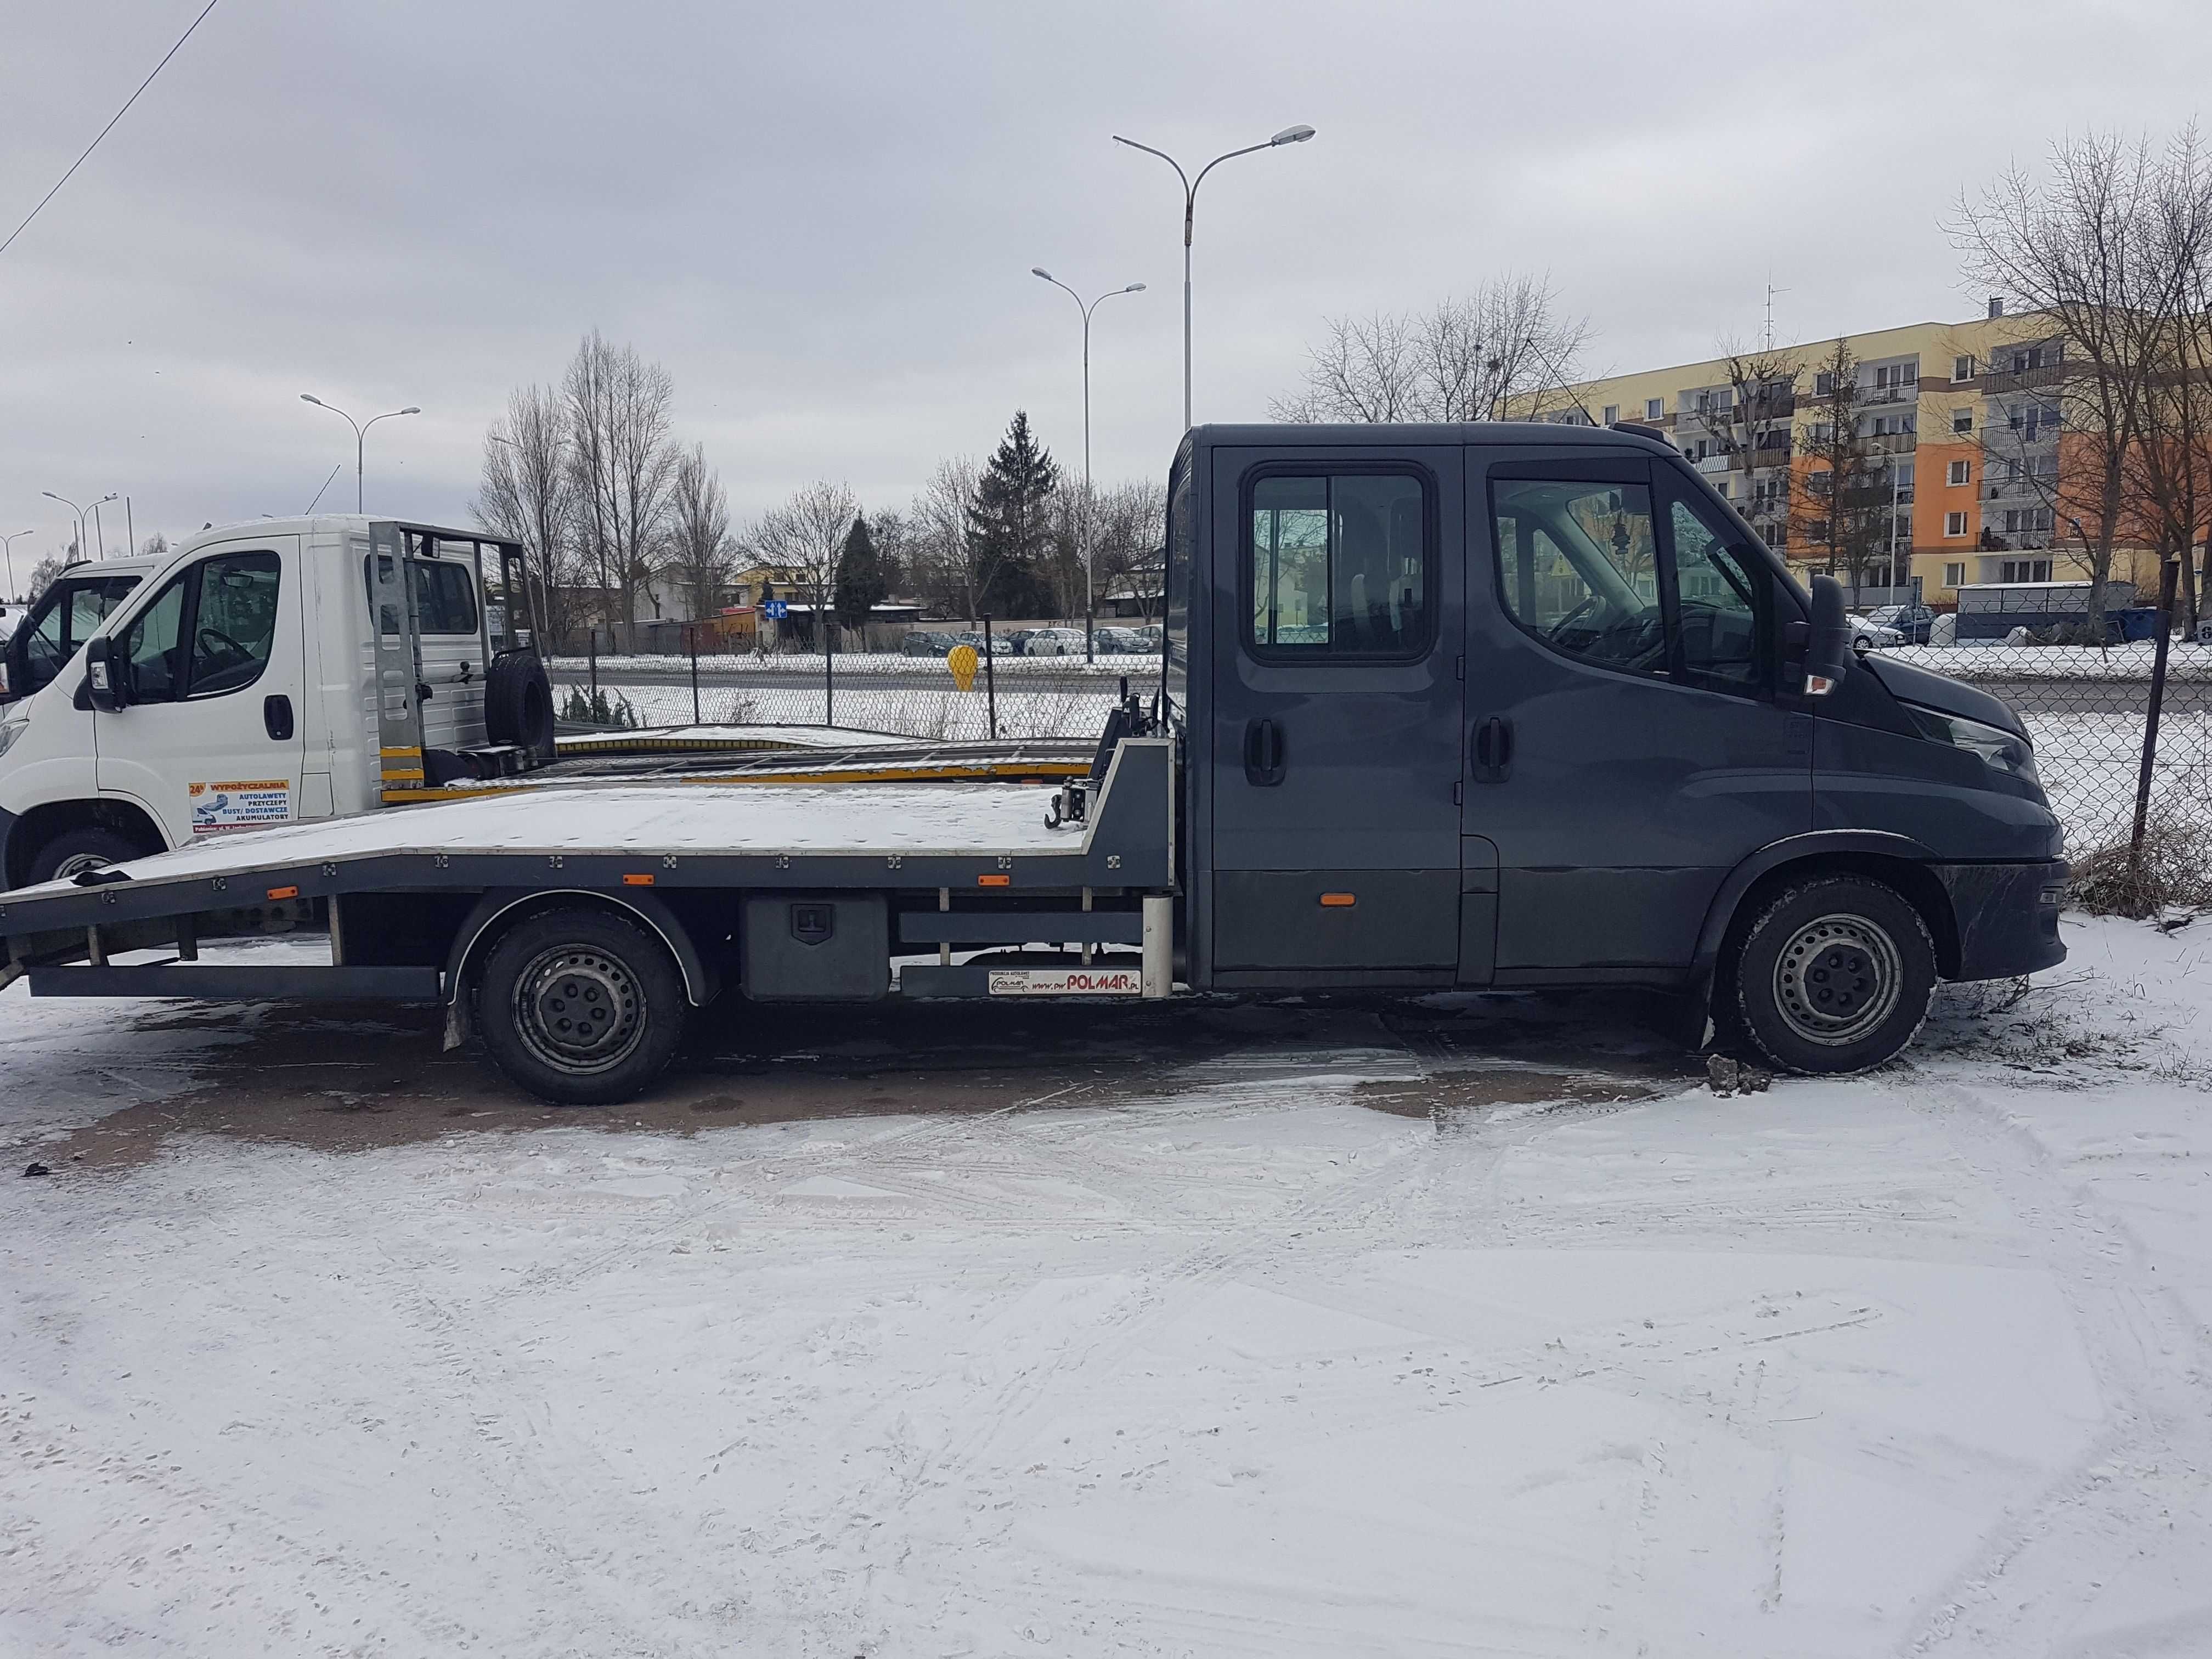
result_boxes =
[189,779,292,834]
[987,968,1143,996]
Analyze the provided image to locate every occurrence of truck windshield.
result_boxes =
[14,572,144,693]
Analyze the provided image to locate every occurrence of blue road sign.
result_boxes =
[762,600,789,620]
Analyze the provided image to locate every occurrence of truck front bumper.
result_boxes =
[1934,859,2067,981]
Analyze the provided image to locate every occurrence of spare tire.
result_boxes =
[486,651,556,760]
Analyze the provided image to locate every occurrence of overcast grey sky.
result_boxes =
[2,0,2208,566]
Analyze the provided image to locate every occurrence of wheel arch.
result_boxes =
[442,888,719,1012]
[2,796,167,889]
[1694,832,1961,983]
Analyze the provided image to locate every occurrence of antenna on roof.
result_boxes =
[1762,274,1790,354]
[305,461,342,514]
[1522,334,1598,428]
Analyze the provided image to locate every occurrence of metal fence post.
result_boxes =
[2129,556,2180,887]
[689,625,701,727]
[983,616,998,741]
[825,617,835,729]
[588,628,598,707]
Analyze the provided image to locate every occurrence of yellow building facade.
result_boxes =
[1514,311,2145,604]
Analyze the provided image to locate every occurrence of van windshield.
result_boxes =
[13,572,144,693]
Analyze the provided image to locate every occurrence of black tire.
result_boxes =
[485,651,556,759]
[1732,876,1936,1075]
[23,825,144,888]
[475,907,689,1105]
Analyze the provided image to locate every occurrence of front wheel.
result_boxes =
[1731,876,1936,1075]
[475,907,689,1104]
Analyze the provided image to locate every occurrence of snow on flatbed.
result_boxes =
[14,781,1072,898]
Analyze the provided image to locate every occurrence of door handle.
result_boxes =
[1243,717,1285,786]
[263,694,294,742]
[1472,715,1514,784]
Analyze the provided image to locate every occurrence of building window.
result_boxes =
[1713,478,1730,500]
[1945,511,1969,537]
[1999,558,2052,583]
[1601,404,1618,425]
[1951,409,1973,433]
[1953,355,1975,381]
[1947,460,1971,486]
[1645,397,1663,420]
[1808,469,1833,496]
[1944,562,1967,586]
[1814,371,1835,396]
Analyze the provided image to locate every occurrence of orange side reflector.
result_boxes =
[1319,891,1357,907]
[267,885,300,901]
[978,873,1012,887]
[622,873,655,887]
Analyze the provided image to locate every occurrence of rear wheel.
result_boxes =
[475,907,689,1104]
[1732,876,1936,1075]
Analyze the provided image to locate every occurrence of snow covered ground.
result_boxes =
[5,918,2212,1655]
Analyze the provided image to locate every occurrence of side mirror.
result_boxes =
[1802,574,1853,696]
[84,635,128,713]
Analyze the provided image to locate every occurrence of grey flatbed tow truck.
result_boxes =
[0,423,2067,1104]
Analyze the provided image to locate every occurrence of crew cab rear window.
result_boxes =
[1246,471,1431,658]
[365,556,479,637]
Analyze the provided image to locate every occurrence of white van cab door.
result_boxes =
[94,535,308,849]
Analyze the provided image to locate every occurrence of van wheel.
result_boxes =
[475,907,688,1104]
[24,826,143,888]
[1732,877,1936,1075]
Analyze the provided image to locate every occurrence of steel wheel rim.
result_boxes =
[52,851,113,881]
[512,944,645,1075]
[1773,912,1903,1046]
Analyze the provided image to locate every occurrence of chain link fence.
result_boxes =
[549,648,1155,746]
[550,635,2212,876]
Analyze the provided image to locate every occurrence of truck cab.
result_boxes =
[0,517,544,887]
[1161,423,2063,1070]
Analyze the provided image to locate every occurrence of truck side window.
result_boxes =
[365,557,479,636]
[1493,480,1665,675]
[1247,472,1430,658]
[1667,499,1768,692]
[186,553,281,697]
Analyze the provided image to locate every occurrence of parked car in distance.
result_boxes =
[1093,627,1146,653]
[901,629,963,657]
[1848,612,1905,648]
[1863,603,1937,645]
[1023,627,1088,657]
[952,630,1014,655]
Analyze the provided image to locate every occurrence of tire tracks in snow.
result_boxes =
[1900,1074,2212,1657]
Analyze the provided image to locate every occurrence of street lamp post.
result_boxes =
[2,529,36,601]
[41,490,116,563]
[300,394,421,512]
[1032,268,1145,661]
[1111,124,1314,433]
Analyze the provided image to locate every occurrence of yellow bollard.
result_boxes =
[947,643,978,692]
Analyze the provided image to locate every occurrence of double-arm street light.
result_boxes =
[42,490,116,562]
[300,394,420,512]
[1031,267,1145,659]
[1111,124,1314,432]
[3,528,36,600]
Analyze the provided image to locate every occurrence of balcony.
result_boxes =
[1858,382,1919,405]
[1985,361,2067,394]
[1860,432,1917,455]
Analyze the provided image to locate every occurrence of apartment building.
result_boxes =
[1516,308,2140,603]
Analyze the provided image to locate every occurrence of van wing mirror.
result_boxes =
[1801,574,1853,696]
[83,635,128,712]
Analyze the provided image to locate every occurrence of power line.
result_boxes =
[0,0,224,262]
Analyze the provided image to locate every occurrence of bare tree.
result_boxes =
[910,455,984,619]
[1782,340,1887,593]
[1272,274,1591,424]
[472,381,575,646]
[1956,132,2194,634]
[563,331,679,652]
[664,443,737,623]
[1090,478,1167,620]
[2123,128,2212,630]
[753,480,859,650]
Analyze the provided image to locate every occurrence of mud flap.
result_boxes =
[442,989,472,1052]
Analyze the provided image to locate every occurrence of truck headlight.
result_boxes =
[0,718,25,760]
[1905,703,2039,786]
